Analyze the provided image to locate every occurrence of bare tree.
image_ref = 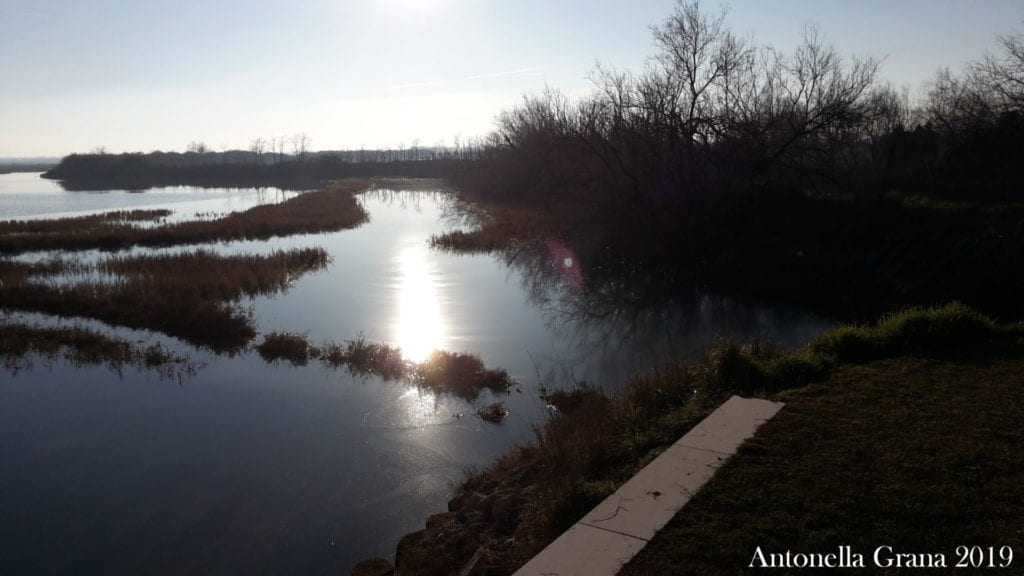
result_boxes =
[925,67,992,132]
[290,133,310,158]
[974,30,1024,112]
[250,137,267,163]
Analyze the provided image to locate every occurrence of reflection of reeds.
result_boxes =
[0,320,193,379]
[255,332,514,401]
[0,180,369,255]
[0,249,330,352]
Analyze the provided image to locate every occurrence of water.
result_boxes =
[0,171,298,223]
[0,173,832,574]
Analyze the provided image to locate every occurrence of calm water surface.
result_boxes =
[0,173,831,574]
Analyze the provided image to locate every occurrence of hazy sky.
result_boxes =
[1,0,1021,157]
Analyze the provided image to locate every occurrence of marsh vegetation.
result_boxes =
[256,332,514,402]
[0,320,192,378]
[0,180,369,254]
[7,2,1024,573]
[0,248,330,351]
[393,304,1024,575]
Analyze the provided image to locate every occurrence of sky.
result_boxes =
[1,0,1021,157]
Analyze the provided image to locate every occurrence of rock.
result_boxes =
[477,402,507,423]
[395,513,479,576]
[459,509,485,527]
[351,557,394,576]
[490,493,522,533]
[425,511,458,532]
[448,490,485,512]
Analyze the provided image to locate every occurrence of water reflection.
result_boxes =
[492,237,835,388]
[394,242,448,363]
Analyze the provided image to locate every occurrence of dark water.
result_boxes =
[0,174,831,574]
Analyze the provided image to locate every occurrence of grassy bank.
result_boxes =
[0,320,192,379]
[622,355,1024,574]
[384,304,1024,575]
[0,249,329,352]
[0,180,369,255]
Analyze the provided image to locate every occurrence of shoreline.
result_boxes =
[356,304,1024,575]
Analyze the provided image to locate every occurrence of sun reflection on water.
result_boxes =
[394,243,447,363]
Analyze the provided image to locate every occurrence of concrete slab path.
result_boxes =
[511,395,784,576]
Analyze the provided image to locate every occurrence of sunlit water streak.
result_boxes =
[393,242,449,363]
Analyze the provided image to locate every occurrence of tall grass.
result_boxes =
[255,332,515,401]
[0,320,192,379]
[0,209,171,237]
[430,205,557,253]
[0,249,330,352]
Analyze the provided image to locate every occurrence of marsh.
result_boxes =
[0,174,826,573]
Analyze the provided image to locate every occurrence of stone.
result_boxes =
[490,493,522,533]
[511,523,646,576]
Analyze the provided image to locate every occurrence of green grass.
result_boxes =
[709,303,1023,394]
[621,356,1024,574]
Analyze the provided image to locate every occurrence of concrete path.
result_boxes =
[511,395,784,576]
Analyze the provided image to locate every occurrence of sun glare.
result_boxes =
[384,0,444,13]
[394,243,447,363]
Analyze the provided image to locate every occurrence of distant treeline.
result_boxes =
[447,1,1024,320]
[43,148,479,190]
[1,162,58,175]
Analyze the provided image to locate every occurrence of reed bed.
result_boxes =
[477,402,508,423]
[256,332,317,366]
[0,248,330,352]
[256,332,514,401]
[414,351,513,400]
[430,205,556,253]
[0,320,192,379]
[320,337,407,380]
[0,209,172,237]
[0,180,369,255]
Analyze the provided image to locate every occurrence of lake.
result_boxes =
[0,173,831,573]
